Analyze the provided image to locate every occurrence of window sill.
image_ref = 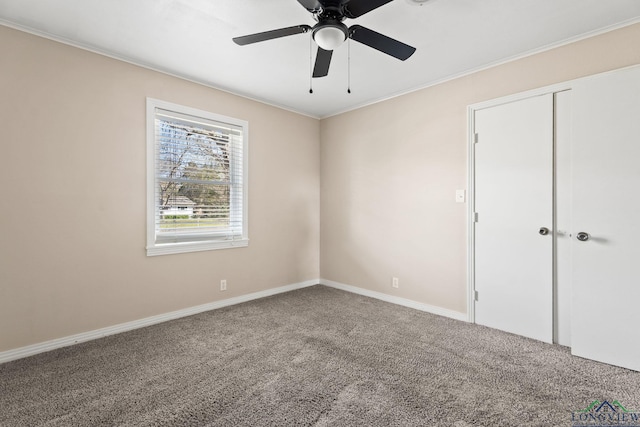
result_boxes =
[146,238,249,256]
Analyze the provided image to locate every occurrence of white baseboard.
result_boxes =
[0,279,319,364]
[319,279,468,322]
[1,278,467,364]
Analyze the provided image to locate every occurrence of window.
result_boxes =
[146,98,248,256]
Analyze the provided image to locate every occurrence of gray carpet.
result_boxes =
[1,285,638,426]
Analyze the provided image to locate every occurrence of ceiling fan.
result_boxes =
[232,0,416,78]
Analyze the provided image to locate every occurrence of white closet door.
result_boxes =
[474,94,554,343]
[555,90,573,347]
[571,66,640,371]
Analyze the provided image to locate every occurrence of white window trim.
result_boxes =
[146,98,249,256]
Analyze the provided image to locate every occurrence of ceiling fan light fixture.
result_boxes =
[406,0,436,5]
[312,24,347,51]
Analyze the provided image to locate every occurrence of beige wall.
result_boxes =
[0,26,320,352]
[320,23,640,315]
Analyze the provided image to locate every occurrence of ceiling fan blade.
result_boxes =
[312,47,333,78]
[297,0,322,12]
[233,25,312,46]
[349,25,416,60]
[343,0,394,18]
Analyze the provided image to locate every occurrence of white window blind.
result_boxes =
[146,99,248,256]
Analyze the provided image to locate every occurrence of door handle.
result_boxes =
[539,227,550,236]
[576,232,590,242]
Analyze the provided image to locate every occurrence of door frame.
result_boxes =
[466,81,572,327]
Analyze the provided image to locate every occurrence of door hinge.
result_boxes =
[474,212,479,223]
[474,290,479,301]
[474,133,479,144]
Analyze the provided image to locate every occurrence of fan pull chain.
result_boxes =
[347,38,351,94]
[309,35,314,94]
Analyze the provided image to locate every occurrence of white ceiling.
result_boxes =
[2,0,640,118]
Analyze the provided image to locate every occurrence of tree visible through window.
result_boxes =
[147,99,248,256]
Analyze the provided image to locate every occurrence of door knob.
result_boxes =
[539,227,550,236]
[576,232,590,242]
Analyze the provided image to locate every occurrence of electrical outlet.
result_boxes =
[220,279,227,291]
[392,277,399,288]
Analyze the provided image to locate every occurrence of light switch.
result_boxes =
[456,189,466,203]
